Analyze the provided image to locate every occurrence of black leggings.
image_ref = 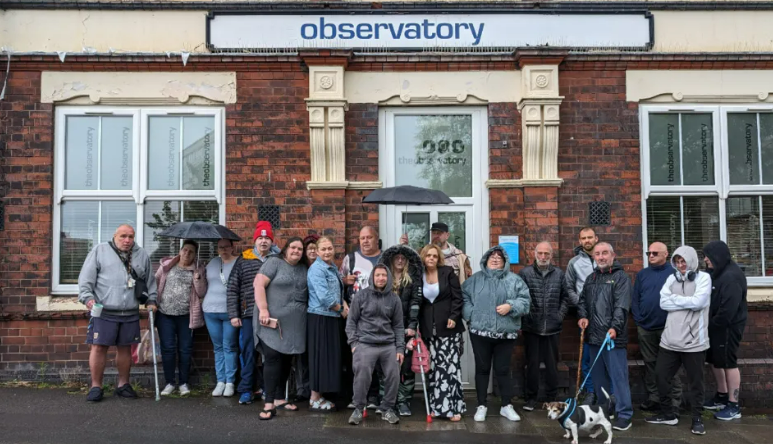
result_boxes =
[262,343,293,404]
[470,334,516,408]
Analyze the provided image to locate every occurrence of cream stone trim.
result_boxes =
[347,181,384,190]
[307,66,349,186]
[41,72,237,104]
[485,179,563,188]
[518,65,563,183]
[306,181,349,190]
[36,296,83,312]
[748,288,773,303]
[653,11,773,53]
[626,70,773,104]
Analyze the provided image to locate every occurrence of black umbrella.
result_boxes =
[363,185,454,237]
[158,222,241,241]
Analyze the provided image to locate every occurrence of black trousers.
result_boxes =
[261,343,293,404]
[470,334,516,408]
[656,348,706,419]
[524,332,560,401]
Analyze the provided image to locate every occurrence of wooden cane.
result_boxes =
[576,328,585,396]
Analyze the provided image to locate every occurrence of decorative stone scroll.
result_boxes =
[306,66,349,189]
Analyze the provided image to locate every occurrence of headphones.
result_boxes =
[675,270,696,282]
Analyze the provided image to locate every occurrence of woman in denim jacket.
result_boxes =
[306,237,346,411]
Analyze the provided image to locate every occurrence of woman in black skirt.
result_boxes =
[306,237,346,411]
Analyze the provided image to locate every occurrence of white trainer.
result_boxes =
[500,404,521,421]
[223,383,235,397]
[212,382,226,397]
[161,384,176,396]
[474,406,488,422]
[179,384,191,396]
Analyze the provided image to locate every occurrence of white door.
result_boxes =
[379,107,489,388]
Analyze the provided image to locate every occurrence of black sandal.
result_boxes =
[259,408,277,420]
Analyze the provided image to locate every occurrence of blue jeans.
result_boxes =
[237,317,257,394]
[156,312,193,386]
[582,343,595,393]
[204,312,239,384]
[588,344,633,420]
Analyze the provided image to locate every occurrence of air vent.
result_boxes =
[589,201,611,226]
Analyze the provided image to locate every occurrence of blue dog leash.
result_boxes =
[559,333,615,430]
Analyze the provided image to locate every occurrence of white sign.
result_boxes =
[208,13,652,50]
[498,235,520,265]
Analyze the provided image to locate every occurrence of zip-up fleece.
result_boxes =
[78,242,158,316]
[346,265,405,353]
[565,246,595,306]
[659,246,711,353]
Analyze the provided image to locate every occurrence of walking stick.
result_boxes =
[576,328,585,397]
[415,339,432,424]
[149,310,161,402]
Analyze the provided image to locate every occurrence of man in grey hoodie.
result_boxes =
[78,224,158,402]
[645,246,711,435]
[346,264,405,426]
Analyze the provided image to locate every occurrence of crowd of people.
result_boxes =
[78,222,748,435]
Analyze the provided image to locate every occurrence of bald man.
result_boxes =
[632,242,682,412]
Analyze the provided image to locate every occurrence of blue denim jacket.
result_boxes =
[307,256,343,317]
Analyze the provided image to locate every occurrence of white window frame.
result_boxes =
[641,104,773,286]
[53,106,226,294]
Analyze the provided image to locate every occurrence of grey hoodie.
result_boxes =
[346,265,405,353]
[659,246,712,353]
[78,242,158,316]
[565,245,595,306]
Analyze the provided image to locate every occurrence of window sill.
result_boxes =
[36,296,84,313]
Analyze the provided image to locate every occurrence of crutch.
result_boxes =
[149,309,161,402]
[415,338,432,424]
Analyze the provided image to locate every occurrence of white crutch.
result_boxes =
[148,309,161,401]
[415,338,432,423]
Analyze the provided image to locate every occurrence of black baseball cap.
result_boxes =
[430,222,449,233]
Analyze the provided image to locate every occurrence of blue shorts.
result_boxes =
[86,314,141,347]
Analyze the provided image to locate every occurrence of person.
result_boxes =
[419,243,466,421]
[632,242,682,412]
[518,241,570,411]
[702,240,748,421]
[304,234,320,267]
[254,237,309,420]
[294,233,321,402]
[306,237,345,411]
[79,224,157,402]
[227,221,279,405]
[378,244,423,416]
[565,226,599,405]
[346,265,405,426]
[402,222,472,283]
[463,246,530,422]
[645,246,711,435]
[577,242,633,431]
[154,240,207,396]
[203,239,239,397]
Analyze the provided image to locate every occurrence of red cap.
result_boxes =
[253,221,274,243]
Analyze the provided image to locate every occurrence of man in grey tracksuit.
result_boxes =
[346,264,405,425]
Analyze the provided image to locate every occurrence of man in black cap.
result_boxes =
[430,222,472,283]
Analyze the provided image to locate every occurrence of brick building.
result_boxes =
[1,1,772,405]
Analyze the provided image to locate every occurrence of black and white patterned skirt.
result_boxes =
[428,333,467,417]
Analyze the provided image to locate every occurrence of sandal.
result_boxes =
[259,408,277,421]
[310,398,336,412]
[275,401,299,411]
[450,414,462,422]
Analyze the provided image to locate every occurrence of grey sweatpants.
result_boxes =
[353,343,399,411]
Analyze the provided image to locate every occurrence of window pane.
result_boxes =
[148,117,181,190]
[681,114,714,185]
[182,117,216,191]
[438,212,466,254]
[683,197,720,261]
[726,196,762,276]
[65,116,99,190]
[646,196,719,260]
[394,115,473,198]
[646,196,682,253]
[144,200,219,269]
[762,196,773,276]
[100,117,133,190]
[728,113,760,185]
[760,114,773,184]
[648,114,680,186]
[402,212,430,252]
[59,200,136,284]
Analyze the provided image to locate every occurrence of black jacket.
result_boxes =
[577,261,632,347]
[419,265,466,340]
[703,241,748,330]
[379,245,424,331]
[519,263,570,336]
[346,266,405,352]
[226,250,268,319]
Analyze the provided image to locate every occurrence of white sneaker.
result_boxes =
[223,383,235,397]
[500,405,521,422]
[474,406,488,422]
[212,382,226,397]
[179,384,191,396]
[161,384,176,396]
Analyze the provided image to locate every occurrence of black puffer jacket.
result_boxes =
[577,261,632,347]
[226,249,269,319]
[703,241,748,330]
[379,245,424,331]
[519,263,570,335]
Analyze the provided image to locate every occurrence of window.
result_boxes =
[642,105,773,284]
[54,107,224,293]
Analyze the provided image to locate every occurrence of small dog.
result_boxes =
[544,388,613,444]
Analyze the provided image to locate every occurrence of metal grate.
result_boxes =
[589,201,611,226]
[258,205,281,230]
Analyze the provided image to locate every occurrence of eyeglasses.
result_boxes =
[645,251,664,257]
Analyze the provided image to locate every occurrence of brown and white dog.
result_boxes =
[544,388,613,444]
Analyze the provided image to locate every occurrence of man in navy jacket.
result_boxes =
[632,242,682,412]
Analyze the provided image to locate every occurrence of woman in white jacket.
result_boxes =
[646,245,711,436]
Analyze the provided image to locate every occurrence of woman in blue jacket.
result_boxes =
[306,237,346,411]
[462,246,530,423]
